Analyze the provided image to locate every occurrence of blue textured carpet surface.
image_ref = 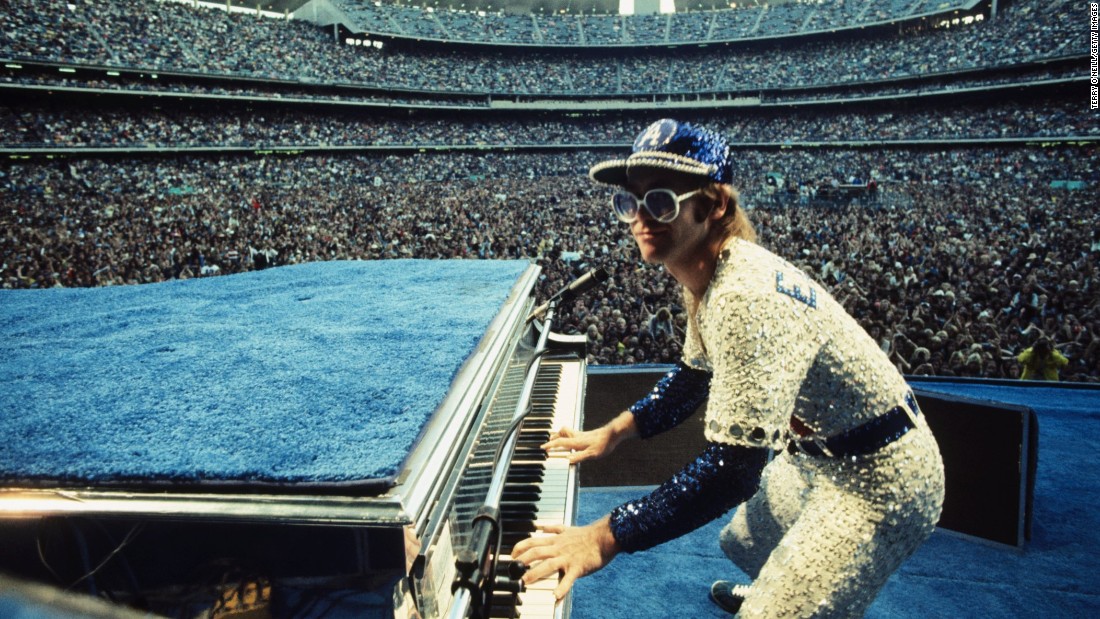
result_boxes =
[0,598,76,619]
[0,259,529,489]
[575,380,1100,618]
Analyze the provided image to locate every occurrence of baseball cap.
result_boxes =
[589,119,734,186]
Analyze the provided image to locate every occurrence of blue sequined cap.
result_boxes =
[589,119,734,186]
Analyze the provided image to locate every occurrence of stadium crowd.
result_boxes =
[3,146,1097,382]
[0,63,1084,109]
[336,0,931,45]
[0,0,1083,96]
[1,2,1094,383]
[3,96,1093,149]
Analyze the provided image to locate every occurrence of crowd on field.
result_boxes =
[3,146,1097,381]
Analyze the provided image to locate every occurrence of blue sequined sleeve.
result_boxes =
[629,362,712,439]
[608,442,768,554]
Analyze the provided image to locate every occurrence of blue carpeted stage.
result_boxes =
[574,381,1100,618]
[2,263,1098,617]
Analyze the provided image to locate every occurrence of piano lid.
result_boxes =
[0,260,541,526]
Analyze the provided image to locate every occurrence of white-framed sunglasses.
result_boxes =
[611,188,701,224]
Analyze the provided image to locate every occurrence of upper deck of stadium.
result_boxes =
[303,0,982,47]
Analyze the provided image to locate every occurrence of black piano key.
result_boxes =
[503,503,540,523]
[517,433,551,444]
[499,501,538,513]
[488,600,520,619]
[500,512,538,525]
[501,534,528,548]
[501,489,541,503]
[503,468,543,477]
[500,519,537,534]
[508,466,545,476]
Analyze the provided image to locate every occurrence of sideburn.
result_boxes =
[701,183,757,242]
[694,183,727,224]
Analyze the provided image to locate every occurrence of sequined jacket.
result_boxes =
[683,238,912,449]
[608,239,915,553]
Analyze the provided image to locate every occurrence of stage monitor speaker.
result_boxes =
[913,388,1037,549]
[583,368,1038,549]
[582,367,708,488]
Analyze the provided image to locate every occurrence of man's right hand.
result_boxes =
[542,411,637,464]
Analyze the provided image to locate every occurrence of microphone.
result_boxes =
[527,268,610,322]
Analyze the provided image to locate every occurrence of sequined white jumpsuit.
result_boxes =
[682,239,945,619]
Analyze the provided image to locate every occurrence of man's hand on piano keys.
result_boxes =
[542,410,638,464]
[511,515,621,601]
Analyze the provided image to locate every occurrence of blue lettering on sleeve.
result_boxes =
[775,271,817,309]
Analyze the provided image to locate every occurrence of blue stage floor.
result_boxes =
[574,381,1100,618]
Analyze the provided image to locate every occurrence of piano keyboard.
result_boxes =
[493,359,583,619]
[428,355,583,619]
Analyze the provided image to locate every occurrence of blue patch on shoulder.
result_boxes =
[775,271,817,309]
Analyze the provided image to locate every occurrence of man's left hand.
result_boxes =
[510,515,620,600]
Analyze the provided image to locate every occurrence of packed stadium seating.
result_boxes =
[0,0,1085,95]
[0,0,1095,381]
[330,0,969,46]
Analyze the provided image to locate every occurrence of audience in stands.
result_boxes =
[3,147,1097,382]
[0,0,1092,382]
[3,97,1094,149]
[0,0,1083,96]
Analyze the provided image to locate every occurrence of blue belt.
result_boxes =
[788,392,920,459]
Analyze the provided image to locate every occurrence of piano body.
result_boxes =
[0,260,586,619]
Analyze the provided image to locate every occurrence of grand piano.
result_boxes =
[0,260,589,619]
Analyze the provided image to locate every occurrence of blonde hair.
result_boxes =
[700,183,756,243]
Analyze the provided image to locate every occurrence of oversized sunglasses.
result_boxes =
[611,188,701,224]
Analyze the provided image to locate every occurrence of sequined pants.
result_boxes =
[718,420,944,619]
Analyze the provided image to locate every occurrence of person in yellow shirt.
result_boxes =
[1017,337,1069,381]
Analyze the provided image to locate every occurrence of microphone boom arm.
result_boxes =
[526,268,610,323]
